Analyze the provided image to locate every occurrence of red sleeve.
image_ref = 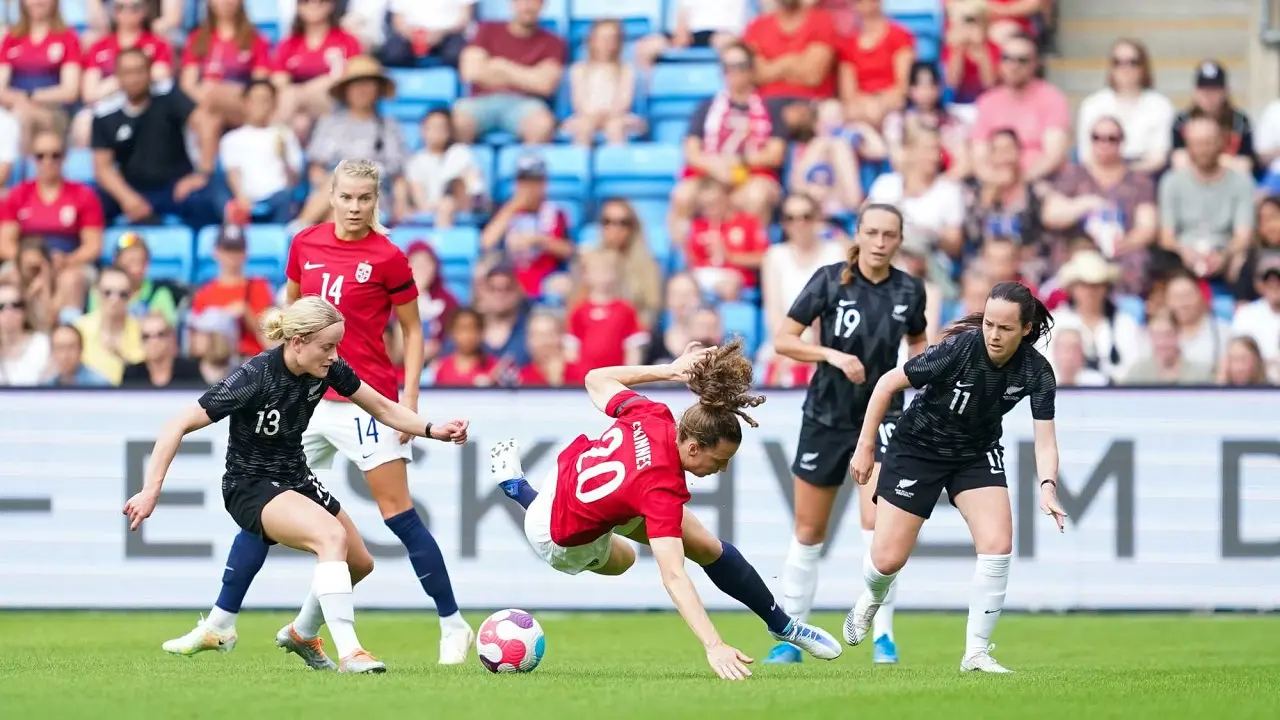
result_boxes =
[61,31,83,66]
[191,286,210,313]
[271,36,294,73]
[248,278,274,313]
[339,31,362,59]
[285,234,301,282]
[567,304,585,341]
[180,30,200,67]
[384,247,418,306]
[741,17,763,51]
[251,34,272,72]
[639,483,687,539]
[604,389,670,421]
[810,10,840,47]
[892,24,915,51]
[0,184,21,222]
[746,217,768,252]
[0,34,17,67]
[77,185,105,229]
[152,37,174,67]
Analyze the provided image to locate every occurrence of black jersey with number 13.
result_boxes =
[787,263,927,429]
[894,329,1056,459]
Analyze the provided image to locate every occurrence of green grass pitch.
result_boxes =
[2,611,1278,719]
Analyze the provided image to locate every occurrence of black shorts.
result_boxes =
[792,416,898,488]
[665,30,717,47]
[875,443,1007,519]
[222,472,341,544]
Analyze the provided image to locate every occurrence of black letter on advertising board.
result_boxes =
[1221,440,1280,558]
[460,439,551,558]
[1017,439,1134,558]
[125,440,214,558]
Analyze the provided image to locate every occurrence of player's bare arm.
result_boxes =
[123,405,216,530]
[1034,419,1067,531]
[650,536,754,681]
[348,382,469,445]
[393,300,425,444]
[850,368,912,484]
[285,279,301,305]
[583,342,712,413]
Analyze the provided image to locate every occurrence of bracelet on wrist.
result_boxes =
[424,421,432,440]
[1040,479,1057,488]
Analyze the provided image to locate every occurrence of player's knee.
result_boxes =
[312,521,349,560]
[973,534,1013,557]
[683,534,722,566]
[793,517,828,546]
[869,544,908,576]
[348,552,374,583]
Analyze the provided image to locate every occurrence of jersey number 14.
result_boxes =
[320,273,344,305]
[574,426,626,503]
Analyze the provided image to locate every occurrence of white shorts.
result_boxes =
[523,467,642,576]
[302,399,412,473]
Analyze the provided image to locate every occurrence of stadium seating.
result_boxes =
[886,0,947,63]
[718,301,761,355]
[105,226,195,283]
[648,62,721,143]
[390,225,480,303]
[567,0,661,47]
[193,224,290,286]
[384,68,461,121]
[495,145,591,228]
[592,143,681,201]
[477,0,569,33]
[60,0,88,31]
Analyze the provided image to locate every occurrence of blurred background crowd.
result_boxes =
[0,0,1276,390]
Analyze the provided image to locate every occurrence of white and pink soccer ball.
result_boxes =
[477,609,545,674]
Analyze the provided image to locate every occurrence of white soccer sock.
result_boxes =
[780,536,824,623]
[207,606,237,631]
[292,591,325,640]
[862,550,898,604]
[312,561,361,658]
[439,610,470,633]
[965,553,1011,657]
[864,530,896,641]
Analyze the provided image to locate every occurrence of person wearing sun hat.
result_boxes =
[1043,249,1143,383]
[293,55,408,227]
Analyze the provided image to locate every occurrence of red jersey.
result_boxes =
[181,28,272,83]
[686,213,769,288]
[940,40,1000,105]
[0,180,104,255]
[551,391,690,547]
[286,223,417,401]
[742,9,839,100]
[518,361,585,387]
[503,202,569,296]
[0,28,82,91]
[434,354,497,386]
[86,31,174,75]
[839,22,914,95]
[566,298,647,372]
[273,28,362,83]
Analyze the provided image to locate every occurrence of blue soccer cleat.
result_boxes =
[873,634,898,664]
[764,642,803,664]
[771,619,842,660]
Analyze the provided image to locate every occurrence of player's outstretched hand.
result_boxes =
[1040,483,1068,532]
[849,443,875,485]
[706,643,753,681]
[123,490,158,531]
[670,341,715,383]
[828,351,866,383]
[430,419,470,445]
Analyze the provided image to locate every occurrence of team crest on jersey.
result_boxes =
[59,205,76,227]
[892,304,909,321]
[116,124,133,142]
[355,261,372,283]
[48,43,64,63]
[325,48,346,74]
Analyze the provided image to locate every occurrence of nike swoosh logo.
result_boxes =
[418,573,432,581]
[957,382,974,388]
[361,452,375,459]
[838,299,856,306]
[304,262,325,270]
[984,609,1001,614]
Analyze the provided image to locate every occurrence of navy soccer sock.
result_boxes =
[214,530,270,613]
[385,509,459,617]
[500,478,538,510]
[702,542,792,635]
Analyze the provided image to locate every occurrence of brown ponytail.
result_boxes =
[677,338,766,447]
[840,244,861,284]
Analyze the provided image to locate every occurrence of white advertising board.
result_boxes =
[0,388,1278,611]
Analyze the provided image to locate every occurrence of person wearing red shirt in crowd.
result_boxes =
[73,0,174,146]
[742,0,838,110]
[670,43,786,239]
[271,0,363,139]
[479,154,573,298]
[492,341,844,680]
[403,240,459,366]
[686,178,769,302]
[433,307,499,386]
[837,0,915,132]
[941,0,1000,108]
[565,248,648,372]
[0,129,103,318]
[0,0,82,143]
[179,0,271,130]
[190,225,275,357]
[986,0,1041,47]
[162,158,475,668]
[518,308,585,387]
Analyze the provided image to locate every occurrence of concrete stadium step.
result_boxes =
[1055,18,1251,60]
[1057,0,1251,19]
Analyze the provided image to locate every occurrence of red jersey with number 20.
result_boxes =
[286,223,417,402]
[550,391,691,547]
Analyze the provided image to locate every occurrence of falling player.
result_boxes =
[492,340,844,681]
[767,203,927,665]
[843,281,1069,673]
[124,297,469,673]
[163,159,475,666]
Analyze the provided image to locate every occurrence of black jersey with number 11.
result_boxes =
[198,346,363,486]
[894,330,1056,459]
[787,263,927,430]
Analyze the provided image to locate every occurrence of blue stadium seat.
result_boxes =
[495,145,590,225]
[243,0,281,40]
[592,143,681,200]
[104,226,195,282]
[400,119,424,152]
[194,224,290,286]
[478,0,568,33]
[886,0,946,64]
[1115,295,1146,324]
[648,62,720,124]
[628,198,669,234]
[568,0,660,47]
[61,0,88,30]
[390,225,481,266]
[385,68,460,119]
[1212,294,1236,322]
[24,148,96,184]
[720,301,760,355]
[481,130,519,147]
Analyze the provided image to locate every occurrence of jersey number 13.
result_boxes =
[574,427,626,503]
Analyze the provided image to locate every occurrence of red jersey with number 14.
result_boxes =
[286,223,417,402]
[550,391,691,547]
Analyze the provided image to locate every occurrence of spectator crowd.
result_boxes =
[0,0,1276,390]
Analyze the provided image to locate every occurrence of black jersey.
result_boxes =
[198,346,363,485]
[894,329,1056,459]
[787,263,927,429]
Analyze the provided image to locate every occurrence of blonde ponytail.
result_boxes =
[260,296,343,342]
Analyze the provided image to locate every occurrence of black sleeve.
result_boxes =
[198,364,261,422]
[786,266,831,327]
[906,277,928,338]
[766,102,786,139]
[168,87,197,125]
[686,99,712,138]
[90,114,113,150]
[1171,113,1187,150]
[1236,112,1256,160]
[326,358,363,398]
[120,363,148,385]
[902,332,969,389]
[1029,357,1057,421]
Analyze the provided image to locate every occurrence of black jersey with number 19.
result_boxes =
[894,330,1056,459]
[787,263,927,429]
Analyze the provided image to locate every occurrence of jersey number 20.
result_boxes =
[836,306,862,338]
[574,427,626,503]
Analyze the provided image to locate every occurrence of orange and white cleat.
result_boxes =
[338,649,387,674]
[162,616,237,656]
[275,624,338,670]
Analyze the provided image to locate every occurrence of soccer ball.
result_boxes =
[477,609,545,673]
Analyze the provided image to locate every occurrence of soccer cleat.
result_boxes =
[772,619,842,660]
[275,624,337,670]
[842,591,881,646]
[960,644,1012,673]
[338,649,387,674]
[873,634,899,664]
[763,641,803,664]
[162,616,237,656]
[439,622,475,665]
[491,439,524,483]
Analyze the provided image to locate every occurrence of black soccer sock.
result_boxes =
[702,542,791,635]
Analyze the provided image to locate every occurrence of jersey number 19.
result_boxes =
[575,427,626,503]
[836,306,861,338]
